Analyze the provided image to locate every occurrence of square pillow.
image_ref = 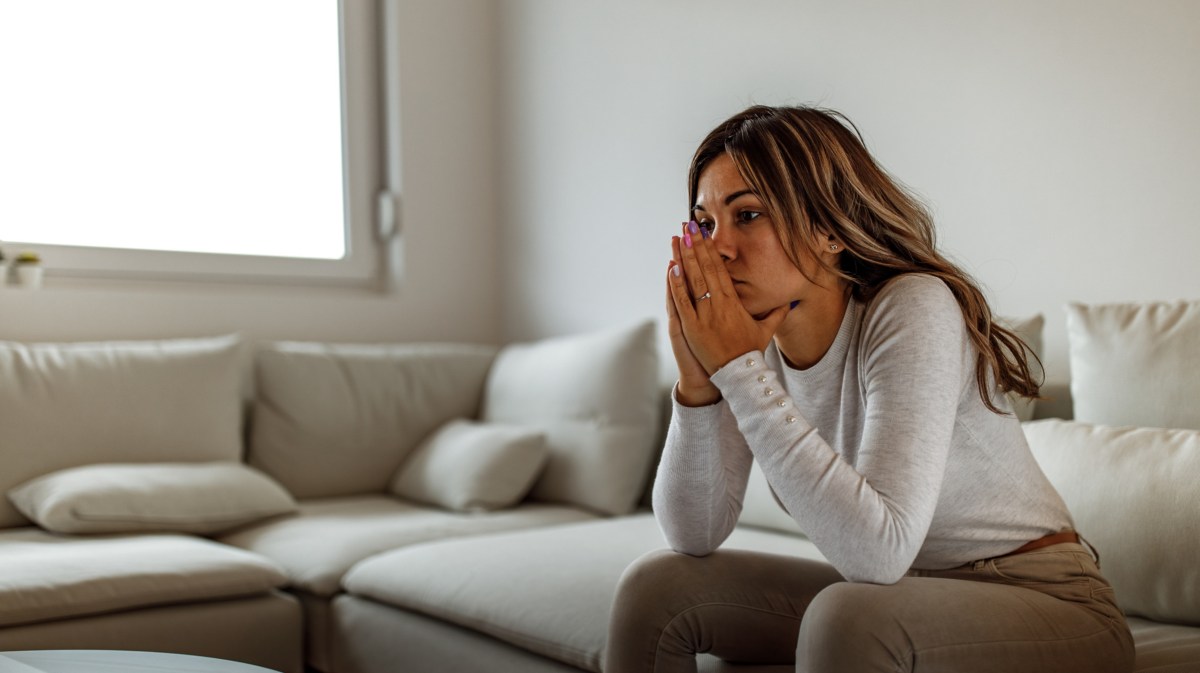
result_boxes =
[1066,300,1200,430]
[998,314,1045,422]
[389,419,548,512]
[1023,419,1200,624]
[8,462,298,535]
[482,321,660,516]
[0,335,245,528]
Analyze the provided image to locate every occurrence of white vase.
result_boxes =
[16,265,43,289]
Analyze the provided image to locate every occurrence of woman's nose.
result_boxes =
[710,226,734,261]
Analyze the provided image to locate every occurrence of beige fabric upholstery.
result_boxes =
[389,419,549,512]
[0,591,302,673]
[295,592,337,673]
[483,321,661,515]
[218,495,597,597]
[0,528,288,627]
[1066,300,1200,430]
[332,595,798,673]
[1001,313,1044,422]
[1023,419,1200,625]
[1128,617,1200,672]
[333,596,577,673]
[247,341,497,499]
[342,513,825,672]
[738,460,805,536]
[8,462,296,535]
[0,335,244,528]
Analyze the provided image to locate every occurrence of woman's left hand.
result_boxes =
[667,221,791,374]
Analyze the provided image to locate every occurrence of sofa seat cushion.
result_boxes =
[218,495,598,597]
[0,528,288,627]
[1128,618,1200,672]
[342,513,824,672]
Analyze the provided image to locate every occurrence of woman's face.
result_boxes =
[692,153,822,317]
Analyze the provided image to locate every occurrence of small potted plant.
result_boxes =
[14,251,43,289]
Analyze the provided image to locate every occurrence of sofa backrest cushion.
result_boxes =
[1023,419,1200,625]
[247,342,497,499]
[1067,300,1200,430]
[0,335,244,529]
[482,321,660,516]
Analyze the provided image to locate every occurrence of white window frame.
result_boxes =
[3,0,398,288]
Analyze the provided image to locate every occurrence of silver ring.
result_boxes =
[696,292,711,301]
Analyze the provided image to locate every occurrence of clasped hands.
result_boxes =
[666,221,791,407]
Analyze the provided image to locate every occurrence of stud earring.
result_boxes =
[829,243,839,251]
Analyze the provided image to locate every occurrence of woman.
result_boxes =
[604,106,1133,673]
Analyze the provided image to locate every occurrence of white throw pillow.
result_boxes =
[389,419,548,512]
[1066,300,1200,430]
[8,462,298,535]
[1023,419,1200,624]
[999,314,1044,422]
[483,321,660,516]
[0,335,245,528]
[248,342,498,499]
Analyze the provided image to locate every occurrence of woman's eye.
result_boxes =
[737,211,761,224]
[697,220,715,234]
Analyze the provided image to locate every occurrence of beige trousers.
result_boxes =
[603,543,1134,673]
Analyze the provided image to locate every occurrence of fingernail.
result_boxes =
[700,225,709,240]
[688,221,699,235]
[790,300,800,310]
[671,265,681,277]
[683,233,693,248]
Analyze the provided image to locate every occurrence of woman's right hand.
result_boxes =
[666,240,722,407]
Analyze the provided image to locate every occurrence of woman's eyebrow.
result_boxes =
[692,189,756,213]
[723,189,755,205]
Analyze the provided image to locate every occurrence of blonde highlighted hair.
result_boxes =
[688,105,1040,412]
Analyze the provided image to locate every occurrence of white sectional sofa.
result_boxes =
[1,305,1197,672]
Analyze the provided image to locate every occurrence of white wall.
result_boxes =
[0,1,503,347]
[494,0,1200,409]
[5,0,1197,411]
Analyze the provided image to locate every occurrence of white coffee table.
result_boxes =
[0,651,277,673]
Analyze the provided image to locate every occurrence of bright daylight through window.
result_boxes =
[0,1,369,280]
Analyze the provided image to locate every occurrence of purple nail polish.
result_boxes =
[688,221,699,235]
[700,226,709,240]
[683,233,693,248]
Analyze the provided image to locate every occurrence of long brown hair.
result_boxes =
[688,105,1040,412]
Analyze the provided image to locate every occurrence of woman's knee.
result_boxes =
[798,582,911,672]
[612,549,698,614]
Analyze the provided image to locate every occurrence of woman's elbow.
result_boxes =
[839,560,908,586]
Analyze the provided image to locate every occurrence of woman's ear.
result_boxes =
[823,233,842,253]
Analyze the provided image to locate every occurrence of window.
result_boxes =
[0,0,391,286]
